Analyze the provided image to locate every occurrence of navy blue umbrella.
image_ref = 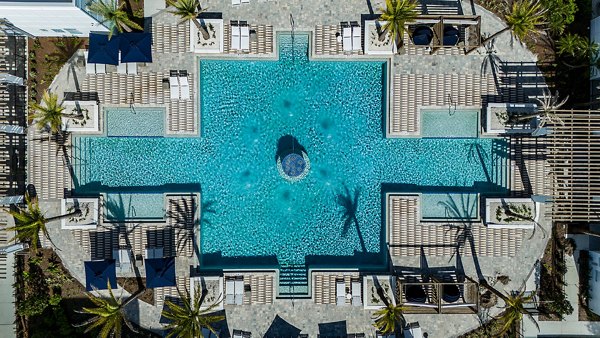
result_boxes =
[85,259,117,291]
[119,32,152,63]
[88,33,120,65]
[145,257,176,288]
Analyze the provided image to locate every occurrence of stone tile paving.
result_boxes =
[35,0,552,337]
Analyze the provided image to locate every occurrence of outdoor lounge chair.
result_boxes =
[241,0,249,3]
[84,51,95,74]
[127,62,137,75]
[352,281,361,306]
[351,21,361,51]
[226,279,235,304]
[117,52,127,74]
[234,279,244,305]
[169,70,180,100]
[96,62,106,74]
[179,74,190,100]
[233,330,243,338]
[240,25,250,51]
[232,0,241,5]
[336,280,346,306]
[231,25,241,50]
[342,23,352,52]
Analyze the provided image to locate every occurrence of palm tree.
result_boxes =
[167,0,210,40]
[161,285,225,338]
[556,34,600,69]
[88,0,143,39]
[482,0,547,45]
[3,193,80,251]
[372,302,407,335]
[509,90,568,127]
[31,91,66,134]
[377,0,418,49]
[75,283,140,338]
[479,280,539,335]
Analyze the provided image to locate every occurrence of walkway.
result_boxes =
[522,253,600,337]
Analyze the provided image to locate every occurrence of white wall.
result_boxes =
[0,2,107,37]
[588,250,600,315]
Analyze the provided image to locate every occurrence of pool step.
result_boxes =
[277,264,310,298]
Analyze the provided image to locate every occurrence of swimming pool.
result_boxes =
[72,34,508,273]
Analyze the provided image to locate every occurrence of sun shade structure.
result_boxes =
[88,33,120,65]
[84,259,117,291]
[119,32,152,63]
[546,110,600,222]
[145,257,176,288]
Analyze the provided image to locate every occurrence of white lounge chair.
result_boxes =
[226,279,235,304]
[117,52,127,74]
[352,281,361,306]
[336,280,346,306]
[96,63,106,74]
[84,51,95,74]
[0,195,24,205]
[241,0,249,3]
[145,247,163,259]
[179,75,190,100]
[127,62,137,75]
[352,25,362,51]
[0,124,24,135]
[234,279,244,305]
[169,74,180,100]
[342,25,352,52]
[230,25,241,50]
[232,0,241,5]
[240,25,250,51]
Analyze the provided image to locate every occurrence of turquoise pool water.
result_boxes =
[421,193,479,220]
[104,193,165,221]
[106,107,165,137]
[421,109,479,138]
[73,34,508,268]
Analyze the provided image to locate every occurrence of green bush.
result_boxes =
[541,291,574,319]
[17,295,49,317]
[30,305,77,338]
[542,0,578,35]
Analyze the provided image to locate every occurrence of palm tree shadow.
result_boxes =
[480,38,504,95]
[336,185,366,253]
[102,194,145,291]
[166,195,201,260]
[466,141,492,183]
[438,193,485,282]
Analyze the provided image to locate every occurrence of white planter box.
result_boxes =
[485,103,538,134]
[190,19,224,54]
[363,275,396,310]
[485,198,535,229]
[190,276,224,310]
[62,100,99,133]
[61,198,98,229]
[364,20,396,55]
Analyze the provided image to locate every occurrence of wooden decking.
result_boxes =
[224,273,275,305]
[313,272,360,305]
[508,136,549,197]
[70,194,197,260]
[222,24,274,55]
[27,130,71,200]
[389,73,498,136]
[80,72,197,135]
[152,22,189,54]
[154,276,188,307]
[314,25,363,56]
[387,195,525,257]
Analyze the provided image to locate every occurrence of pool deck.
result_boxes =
[22,0,556,337]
